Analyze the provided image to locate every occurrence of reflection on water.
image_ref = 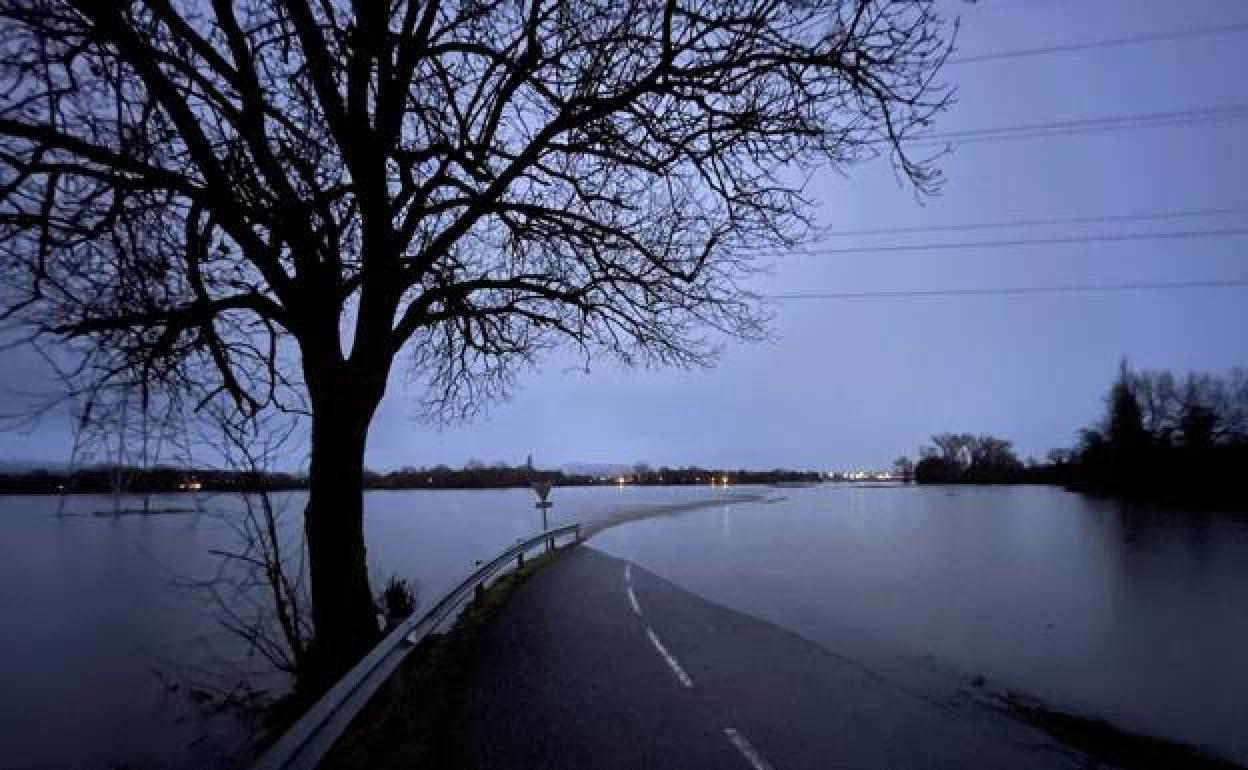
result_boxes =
[0,484,739,769]
[591,484,1248,764]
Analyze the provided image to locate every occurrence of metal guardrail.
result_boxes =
[252,522,582,770]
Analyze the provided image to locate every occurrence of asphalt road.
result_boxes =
[457,545,1083,770]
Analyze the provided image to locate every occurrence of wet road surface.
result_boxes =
[458,545,1082,769]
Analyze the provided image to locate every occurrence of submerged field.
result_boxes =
[1,484,1245,767]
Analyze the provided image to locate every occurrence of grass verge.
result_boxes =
[999,691,1245,770]
[319,546,564,769]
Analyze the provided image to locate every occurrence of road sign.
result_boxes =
[531,480,554,543]
[532,480,553,502]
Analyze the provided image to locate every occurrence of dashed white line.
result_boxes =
[723,728,774,770]
[645,627,694,688]
[623,563,767,768]
[626,584,642,615]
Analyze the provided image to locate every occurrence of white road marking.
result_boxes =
[626,584,642,615]
[624,562,632,583]
[723,728,774,770]
[645,627,694,688]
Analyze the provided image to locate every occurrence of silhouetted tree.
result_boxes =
[1179,405,1217,449]
[963,434,1021,482]
[968,435,1014,468]
[0,0,953,684]
[1046,448,1074,466]
[1066,362,1248,502]
[203,408,313,688]
[929,433,973,473]
[1107,361,1148,453]
[1125,367,1248,446]
[916,432,1021,483]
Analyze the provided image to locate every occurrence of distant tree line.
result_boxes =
[0,466,304,495]
[1,461,822,495]
[363,460,555,490]
[1061,362,1248,502]
[342,462,821,489]
[622,465,822,485]
[913,361,1248,503]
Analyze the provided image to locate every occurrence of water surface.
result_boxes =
[2,484,1245,767]
[592,484,1248,764]
[0,485,736,769]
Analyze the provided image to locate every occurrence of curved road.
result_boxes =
[456,545,1082,769]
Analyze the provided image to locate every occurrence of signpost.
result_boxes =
[531,480,554,551]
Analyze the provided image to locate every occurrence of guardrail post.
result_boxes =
[473,581,484,607]
[517,551,525,571]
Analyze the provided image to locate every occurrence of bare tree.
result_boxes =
[1125,366,1248,446]
[929,432,973,473]
[202,406,313,687]
[968,434,1017,470]
[60,370,202,515]
[0,0,953,683]
[1045,447,1073,465]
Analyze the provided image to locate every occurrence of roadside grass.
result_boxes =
[320,547,563,769]
[998,691,1245,770]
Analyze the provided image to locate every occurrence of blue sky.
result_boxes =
[3,0,1246,471]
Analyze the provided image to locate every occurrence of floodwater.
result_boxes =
[592,484,1248,765]
[0,485,735,769]
[1,484,1246,767]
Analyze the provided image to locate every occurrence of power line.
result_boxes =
[743,227,1248,257]
[916,112,1248,146]
[951,20,1248,64]
[812,206,1248,239]
[918,104,1248,139]
[904,104,1248,146]
[766,278,1248,301]
[962,0,1083,15]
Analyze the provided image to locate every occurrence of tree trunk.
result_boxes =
[301,381,383,693]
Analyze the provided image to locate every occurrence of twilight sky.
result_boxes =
[2,0,1246,472]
